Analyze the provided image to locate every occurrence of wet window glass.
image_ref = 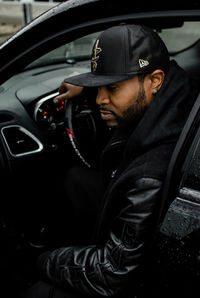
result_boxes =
[160,105,200,242]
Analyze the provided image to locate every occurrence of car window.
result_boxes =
[158,21,200,53]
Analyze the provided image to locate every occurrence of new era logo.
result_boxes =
[139,59,149,68]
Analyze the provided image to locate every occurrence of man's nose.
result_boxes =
[96,87,110,105]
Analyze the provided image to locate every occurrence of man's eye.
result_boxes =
[108,85,117,91]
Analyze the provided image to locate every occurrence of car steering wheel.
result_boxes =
[64,96,98,168]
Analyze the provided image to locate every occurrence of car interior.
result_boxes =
[0,12,200,296]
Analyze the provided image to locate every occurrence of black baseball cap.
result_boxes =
[65,24,169,87]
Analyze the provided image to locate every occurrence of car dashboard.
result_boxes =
[0,62,89,163]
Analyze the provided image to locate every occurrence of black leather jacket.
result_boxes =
[37,61,199,297]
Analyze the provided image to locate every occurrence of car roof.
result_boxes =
[1,0,200,46]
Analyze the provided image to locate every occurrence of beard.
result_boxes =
[115,82,147,128]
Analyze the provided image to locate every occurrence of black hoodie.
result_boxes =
[101,60,198,179]
[95,60,199,240]
[37,61,199,297]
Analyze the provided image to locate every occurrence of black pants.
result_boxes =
[20,165,104,298]
[63,165,104,244]
[21,281,83,298]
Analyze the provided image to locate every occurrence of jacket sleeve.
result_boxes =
[37,178,162,297]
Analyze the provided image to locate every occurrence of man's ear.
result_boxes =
[150,69,165,93]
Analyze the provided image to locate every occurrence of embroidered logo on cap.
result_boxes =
[139,59,149,68]
[91,39,102,72]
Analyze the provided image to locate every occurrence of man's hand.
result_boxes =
[53,82,84,104]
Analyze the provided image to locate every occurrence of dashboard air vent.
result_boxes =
[1,125,43,157]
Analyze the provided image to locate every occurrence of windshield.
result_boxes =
[26,32,100,69]
[26,22,200,70]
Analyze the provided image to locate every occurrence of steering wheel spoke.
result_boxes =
[65,98,97,168]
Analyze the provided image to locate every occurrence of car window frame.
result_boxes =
[158,92,200,225]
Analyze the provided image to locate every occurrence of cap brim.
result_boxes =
[64,72,136,87]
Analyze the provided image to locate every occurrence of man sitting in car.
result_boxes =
[22,24,199,298]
